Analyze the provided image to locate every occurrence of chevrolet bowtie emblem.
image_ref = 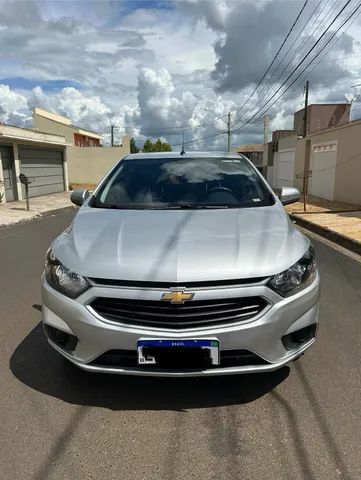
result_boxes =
[161,290,195,304]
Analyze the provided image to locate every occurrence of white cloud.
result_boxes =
[0,84,118,140]
[0,66,239,148]
[27,86,117,137]
[0,85,30,126]
[125,67,240,149]
[1,0,361,149]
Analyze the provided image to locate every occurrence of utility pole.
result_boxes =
[263,115,269,144]
[227,111,231,152]
[111,125,114,147]
[303,80,310,212]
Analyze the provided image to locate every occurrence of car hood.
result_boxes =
[53,204,309,282]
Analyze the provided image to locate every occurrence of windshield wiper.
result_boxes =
[92,203,238,210]
[92,204,150,210]
[92,204,126,209]
[167,203,233,209]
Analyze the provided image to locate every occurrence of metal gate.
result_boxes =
[0,146,16,202]
[309,142,337,201]
[276,149,296,188]
[19,146,64,198]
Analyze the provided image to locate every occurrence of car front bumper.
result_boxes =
[41,273,320,377]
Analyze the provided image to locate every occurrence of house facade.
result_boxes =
[0,117,131,203]
[0,124,68,203]
[33,108,102,147]
[234,144,265,174]
[293,103,351,136]
[268,119,361,205]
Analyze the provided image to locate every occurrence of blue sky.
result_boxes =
[1,0,361,147]
[0,77,83,91]
[122,0,172,12]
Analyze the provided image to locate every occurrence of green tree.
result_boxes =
[130,137,140,154]
[142,138,172,152]
[154,138,172,152]
[142,139,154,152]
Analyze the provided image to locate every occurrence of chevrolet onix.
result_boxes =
[42,152,320,376]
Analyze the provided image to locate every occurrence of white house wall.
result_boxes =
[277,149,296,188]
[309,142,337,201]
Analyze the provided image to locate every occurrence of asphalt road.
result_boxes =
[1,211,361,480]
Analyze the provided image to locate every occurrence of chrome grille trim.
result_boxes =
[88,277,268,290]
[88,296,268,330]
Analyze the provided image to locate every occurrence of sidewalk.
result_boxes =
[285,195,361,254]
[0,192,74,228]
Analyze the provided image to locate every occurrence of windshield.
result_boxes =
[91,156,275,209]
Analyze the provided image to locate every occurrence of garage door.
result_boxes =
[19,146,64,198]
[309,143,337,201]
[0,146,16,202]
[277,149,295,188]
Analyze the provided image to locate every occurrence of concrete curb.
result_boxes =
[0,205,76,230]
[290,214,361,256]
[36,205,76,218]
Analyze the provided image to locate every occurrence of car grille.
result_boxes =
[89,277,267,288]
[89,296,268,329]
[89,349,269,369]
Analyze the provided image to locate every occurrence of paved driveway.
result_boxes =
[1,211,360,480]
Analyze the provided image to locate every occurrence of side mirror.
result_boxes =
[279,187,301,206]
[70,189,90,207]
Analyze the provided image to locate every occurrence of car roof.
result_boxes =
[124,151,243,160]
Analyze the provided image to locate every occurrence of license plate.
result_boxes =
[137,338,220,366]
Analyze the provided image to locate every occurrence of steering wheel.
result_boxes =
[206,186,233,194]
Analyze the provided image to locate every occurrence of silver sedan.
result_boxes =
[42,152,320,376]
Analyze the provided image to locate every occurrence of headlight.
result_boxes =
[45,248,90,299]
[268,245,317,297]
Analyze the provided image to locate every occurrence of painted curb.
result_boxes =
[37,205,76,218]
[290,214,361,256]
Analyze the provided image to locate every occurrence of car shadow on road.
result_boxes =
[10,322,289,411]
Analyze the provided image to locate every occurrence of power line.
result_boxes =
[240,0,332,122]
[172,130,227,148]
[88,1,361,149]
[307,3,361,78]
[115,2,311,137]
[158,109,234,134]
[110,120,226,138]
[230,115,266,139]
[4,2,360,149]
[229,1,360,141]
[122,106,235,133]
[270,0,336,86]
[231,0,356,134]
[171,114,270,150]
[226,0,333,136]
[157,0,311,140]
[230,0,347,137]
[304,150,361,173]
[232,0,352,133]
[232,0,310,119]
[230,0,326,129]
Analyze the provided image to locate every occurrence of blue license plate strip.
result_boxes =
[137,338,220,365]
